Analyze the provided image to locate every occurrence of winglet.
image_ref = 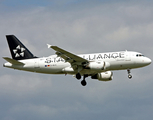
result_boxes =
[47,44,52,48]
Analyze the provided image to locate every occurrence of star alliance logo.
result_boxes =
[13,45,25,58]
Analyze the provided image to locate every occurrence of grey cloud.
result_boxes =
[0,1,153,120]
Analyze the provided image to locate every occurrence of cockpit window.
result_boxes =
[136,54,144,57]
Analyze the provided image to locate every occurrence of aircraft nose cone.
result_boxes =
[145,57,152,65]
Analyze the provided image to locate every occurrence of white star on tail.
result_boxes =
[13,45,25,58]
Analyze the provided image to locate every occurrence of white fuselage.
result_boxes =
[4,51,151,75]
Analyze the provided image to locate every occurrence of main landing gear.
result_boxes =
[127,69,132,79]
[76,73,81,80]
[76,73,88,86]
[81,75,88,86]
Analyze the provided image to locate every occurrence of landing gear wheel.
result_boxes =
[127,69,132,79]
[76,73,81,80]
[128,74,132,79]
[81,80,87,86]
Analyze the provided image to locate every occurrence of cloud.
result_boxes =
[0,1,153,120]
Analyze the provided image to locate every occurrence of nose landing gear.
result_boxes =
[127,69,132,79]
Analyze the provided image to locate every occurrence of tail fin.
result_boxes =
[6,35,37,60]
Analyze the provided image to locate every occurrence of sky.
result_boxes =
[0,0,153,120]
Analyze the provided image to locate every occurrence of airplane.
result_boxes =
[3,35,152,86]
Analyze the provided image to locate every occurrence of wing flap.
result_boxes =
[3,57,25,65]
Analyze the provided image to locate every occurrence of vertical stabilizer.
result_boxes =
[6,35,37,60]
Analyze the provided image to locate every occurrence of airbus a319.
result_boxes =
[3,35,151,86]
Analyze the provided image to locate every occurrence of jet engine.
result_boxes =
[91,71,113,81]
[85,61,105,70]
[85,61,110,70]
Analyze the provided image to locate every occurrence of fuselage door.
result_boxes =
[116,52,125,61]
[125,52,131,61]
[34,59,39,68]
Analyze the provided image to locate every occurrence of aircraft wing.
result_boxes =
[47,44,88,64]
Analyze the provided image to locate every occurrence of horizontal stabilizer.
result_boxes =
[3,57,25,65]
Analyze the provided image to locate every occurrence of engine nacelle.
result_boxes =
[86,61,105,70]
[91,71,113,81]
[103,62,110,70]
